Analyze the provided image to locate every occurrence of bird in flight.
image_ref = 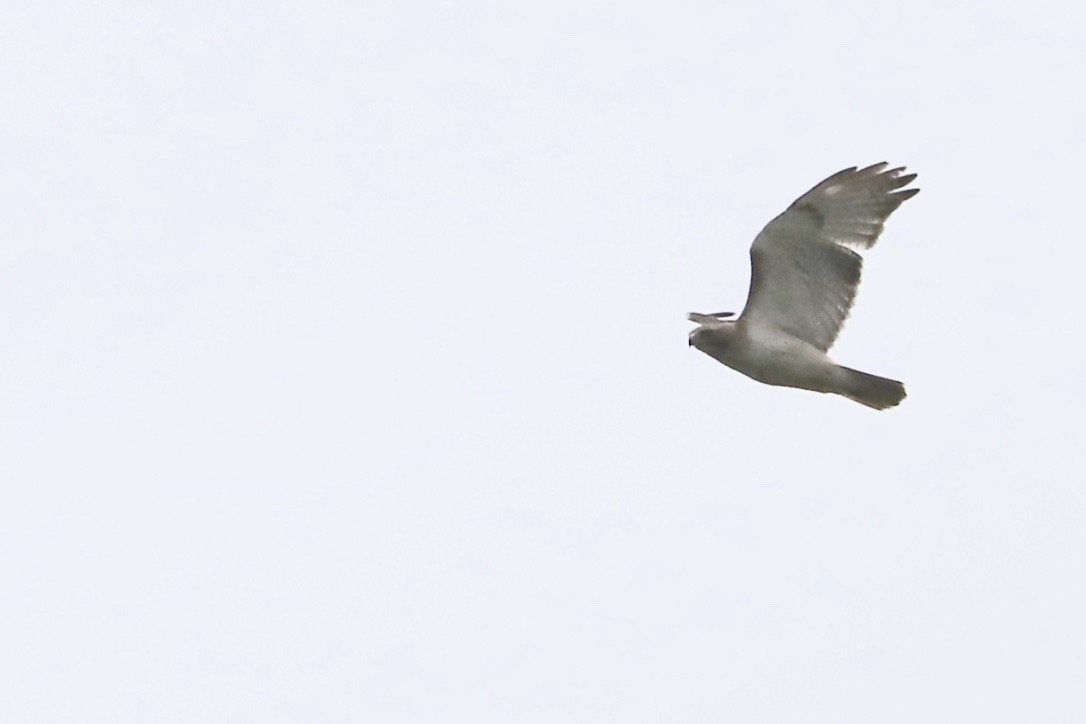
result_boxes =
[688,162,918,410]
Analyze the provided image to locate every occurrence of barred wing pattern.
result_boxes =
[740,163,918,352]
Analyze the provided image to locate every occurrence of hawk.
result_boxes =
[688,162,918,410]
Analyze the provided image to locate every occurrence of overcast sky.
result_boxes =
[4,2,1085,722]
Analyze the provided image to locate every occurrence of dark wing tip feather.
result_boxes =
[857,162,890,175]
[883,172,918,190]
[814,166,859,189]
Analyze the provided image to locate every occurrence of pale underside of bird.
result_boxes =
[688,162,918,410]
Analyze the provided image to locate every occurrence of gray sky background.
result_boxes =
[4,2,1085,722]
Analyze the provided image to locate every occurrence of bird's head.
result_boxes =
[687,311,736,349]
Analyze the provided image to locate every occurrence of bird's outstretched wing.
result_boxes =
[740,162,918,352]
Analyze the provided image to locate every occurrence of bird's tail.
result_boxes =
[837,366,906,410]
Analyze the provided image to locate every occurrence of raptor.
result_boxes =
[688,162,918,410]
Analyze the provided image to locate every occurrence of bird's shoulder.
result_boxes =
[751,202,827,255]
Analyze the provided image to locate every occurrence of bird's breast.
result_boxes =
[705,324,836,390]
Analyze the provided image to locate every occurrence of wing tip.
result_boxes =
[858,161,890,175]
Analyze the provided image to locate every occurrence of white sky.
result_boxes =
[4,1,1085,722]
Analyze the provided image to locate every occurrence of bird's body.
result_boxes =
[693,320,834,390]
[688,163,917,410]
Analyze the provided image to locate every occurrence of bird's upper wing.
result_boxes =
[739,162,919,352]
